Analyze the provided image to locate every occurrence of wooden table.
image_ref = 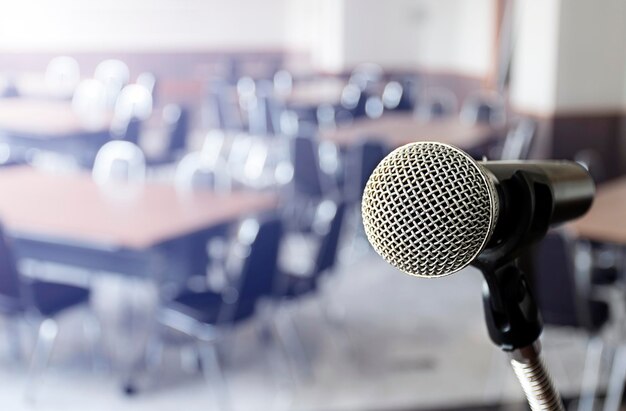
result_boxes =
[0,166,278,390]
[0,98,112,164]
[283,78,346,108]
[570,177,626,244]
[0,166,277,276]
[0,98,109,137]
[320,113,502,149]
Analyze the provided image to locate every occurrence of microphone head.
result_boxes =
[361,142,499,278]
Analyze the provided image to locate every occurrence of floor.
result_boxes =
[0,247,622,411]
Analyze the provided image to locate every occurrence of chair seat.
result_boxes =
[542,300,609,331]
[0,295,24,315]
[31,280,90,316]
[167,290,255,325]
[275,273,316,299]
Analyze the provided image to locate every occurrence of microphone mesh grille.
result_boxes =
[361,142,498,277]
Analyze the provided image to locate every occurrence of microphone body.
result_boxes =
[480,160,594,252]
[361,142,595,278]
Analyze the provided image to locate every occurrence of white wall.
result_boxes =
[508,0,561,114]
[412,0,495,77]
[555,0,626,112]
[510,0,626,115]
[341,0,420,70]
[322,0,496,76]
[0,0,287,52]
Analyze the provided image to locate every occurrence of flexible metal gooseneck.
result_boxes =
[510,343,564,411]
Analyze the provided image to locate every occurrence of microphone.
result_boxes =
[361,141,594,278]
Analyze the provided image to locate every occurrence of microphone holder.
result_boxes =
[473,254,564,411]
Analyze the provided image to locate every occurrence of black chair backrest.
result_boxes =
[474,103,493,123]
[0,224,22,302]
[207,80,242,131]
[121,117,142,145]
[164,104,189,154]
[530,230,608,331]
[344,140,388,204]
[500,118,536,160]
[292,136,325,198]
[313,201,347,276]
[237,217,283,307]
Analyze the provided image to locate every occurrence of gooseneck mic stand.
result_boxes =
[470,168,569,411]
[475,257,564,411]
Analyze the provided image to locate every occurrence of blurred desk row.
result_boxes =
[321,112,500,148]
[571,176,626,245]
[0,166,277,280]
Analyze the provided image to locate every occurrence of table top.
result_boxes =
[320,113,500,149]
[570,177,626,244]
[283,79,346,107]
[0,98,109,137]
[0,167,278,250]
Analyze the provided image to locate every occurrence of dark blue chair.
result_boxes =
[206,79,243,131]
[164,104,189,155]
[460,91,506,127]
[118,117,142,146]
[146,216,284,406]
[163,217,283,324]
[274,201,346,299]
[342,140,389,205]
[144,104,191,166]
[529,230,610,411]
[287,137,338,232]
[0,223,91,398]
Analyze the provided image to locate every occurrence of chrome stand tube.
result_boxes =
[509,342,565,411]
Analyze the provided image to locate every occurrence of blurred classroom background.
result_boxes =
[0,1,625,410]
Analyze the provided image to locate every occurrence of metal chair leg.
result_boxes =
[24,318,59,403]
[5,316,23,363]
[254,306,296,407]
[275,304,313,381]
[483,347,509,402]
[578,336,604,411]
[143,330,164,373]
[197,340,232,411]
[602,344,626,411]
[82,309,108,372]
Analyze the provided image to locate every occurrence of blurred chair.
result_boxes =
[383,76,418,111]
[0,223,92,400]
[45,56,80,99]
[364,96,384,119]
[146,216,284,408]
[204,79,243,131]
[530,229,611,411]
[343,140,389,205]
[341,141,388,260]
[92,141,146,185]
[273,69,293,98]
[460,90,507,127]
[136,72,157,99]
[414,87,458,121]
[175,151,231,193]
[276,200,346,298]
[94,59,130,107]
[145,104,190,166]
[272,201,347,377]
[498,118,537,160]
[382,81,405,111]
[340,83,368,118]
[110,84,153,144]
[72,79,109,129]
[284,136,336,233]
[114,84,153,122]
[575,149,607,184]
[349,63,384,91]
